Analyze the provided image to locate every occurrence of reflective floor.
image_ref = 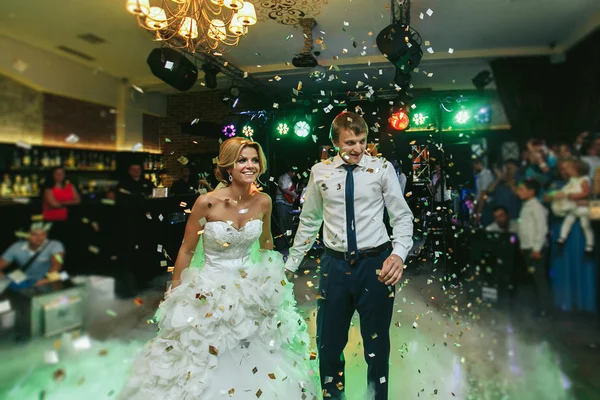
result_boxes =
[1,263,599,400]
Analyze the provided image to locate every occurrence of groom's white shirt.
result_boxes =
[285,153,414,272]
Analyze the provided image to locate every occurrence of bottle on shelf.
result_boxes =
[67,151,76,169]
[110,154,117,171]
[1,174,13,198]
[54,150,62,167]
[12,150,22,169]
[22,149,31,168]
[41,151,48,168]
[32,149,40,168]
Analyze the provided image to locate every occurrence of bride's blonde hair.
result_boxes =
[216,137,267,184]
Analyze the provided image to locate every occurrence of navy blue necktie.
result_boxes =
[343,164,358,263]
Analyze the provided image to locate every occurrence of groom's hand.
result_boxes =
[379,254,404,286]
[285,269,295,282]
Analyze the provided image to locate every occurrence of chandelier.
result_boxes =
[126,0,257,54]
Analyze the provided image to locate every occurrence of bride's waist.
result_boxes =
[203,253,253,266]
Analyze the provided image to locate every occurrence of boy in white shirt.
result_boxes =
[517,179,553,317]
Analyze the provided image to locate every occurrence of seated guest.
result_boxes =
[486,206,518,233]
[118,163,154,198]
[0,223,65,290]
[170,166,199,196]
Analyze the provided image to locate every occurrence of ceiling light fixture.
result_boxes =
[126,0,257,54]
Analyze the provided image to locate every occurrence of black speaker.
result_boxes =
[147,48,198,91]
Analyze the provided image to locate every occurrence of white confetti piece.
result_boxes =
[343,21,349,26]
[88,246,100,254]
[243,71,249,78]
[132,85,144,93]
[158,214,164,222]
[199,217,208,226]
[239,208,249,214]
[448,48,454,54]
[426,8,433,16]
[131,142,142,152]
[273,103,279,109]
[157,244,163,252]
[44,350,59,364]
[419,12,424,19]
[15,141,32,150]
[427,47,434,54]
[379,377,386,384]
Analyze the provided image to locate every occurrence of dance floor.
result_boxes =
[1,264,598,400]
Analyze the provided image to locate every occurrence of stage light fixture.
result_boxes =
[222,124,236,137]
[294,121,311,138]
[474,107,492,124]
[412,112,428,127]
[389,110,409,131]
[276,122,289,135]
[472,70,493,90]
[454,110,470,125]
[202,63,220,89]
[242,125,254,138]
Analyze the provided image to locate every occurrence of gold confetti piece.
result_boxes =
[222,242,230,247]
[186,371,191,380]
[184,209,191,214]
[371,333,378,339]
[53,369,65,382]
[99,349,108,356]
[256,389,263,398]
[209,345,219,356]
[268,373,276,379]
[228,388,235,396]
[239,270,248,278]
[252,366,258,374]
[180,201,187,207]
[165,345,174,352]
[134,297,143,306]
[177,156,189,165]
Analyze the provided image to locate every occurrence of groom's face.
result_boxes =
[335,129,367,165]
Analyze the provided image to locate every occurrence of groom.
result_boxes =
[285,112,414,399]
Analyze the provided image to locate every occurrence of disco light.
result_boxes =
[294,121,311,138]
[389,110,409,131]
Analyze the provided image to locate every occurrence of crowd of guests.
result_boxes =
[475,132,600,316]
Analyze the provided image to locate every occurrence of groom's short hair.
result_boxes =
[330,111,368,143]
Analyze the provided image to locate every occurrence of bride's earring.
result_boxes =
[229,174,233,182]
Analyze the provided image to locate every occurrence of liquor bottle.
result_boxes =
[55,150,62,167]
[66,151,75,169]
[41,151,49,168]
[32,149,40,168]
[110,154,116,171]
[22,149,31,167]
[12,150,22,169]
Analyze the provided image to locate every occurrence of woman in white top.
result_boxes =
[553,159,594,255]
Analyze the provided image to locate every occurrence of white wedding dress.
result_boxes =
[119,220,319,399]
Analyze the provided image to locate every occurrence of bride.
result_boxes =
[120,137,319,399]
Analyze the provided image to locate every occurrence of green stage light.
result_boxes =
[454,110,470,124]
[276,122,289,135]
[412,112,428,126]
[294,121,311,137]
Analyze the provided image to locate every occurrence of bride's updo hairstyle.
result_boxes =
[216,137,267,184]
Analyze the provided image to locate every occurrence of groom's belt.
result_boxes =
[324,242,391,261]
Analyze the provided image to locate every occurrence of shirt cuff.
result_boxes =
[391,246,408,264]
[284,255,303,272]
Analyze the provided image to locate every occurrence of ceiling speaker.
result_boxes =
[147,48,198,92]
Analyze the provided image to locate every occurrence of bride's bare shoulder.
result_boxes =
[255,192,272,209]
[193,192,222,208]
